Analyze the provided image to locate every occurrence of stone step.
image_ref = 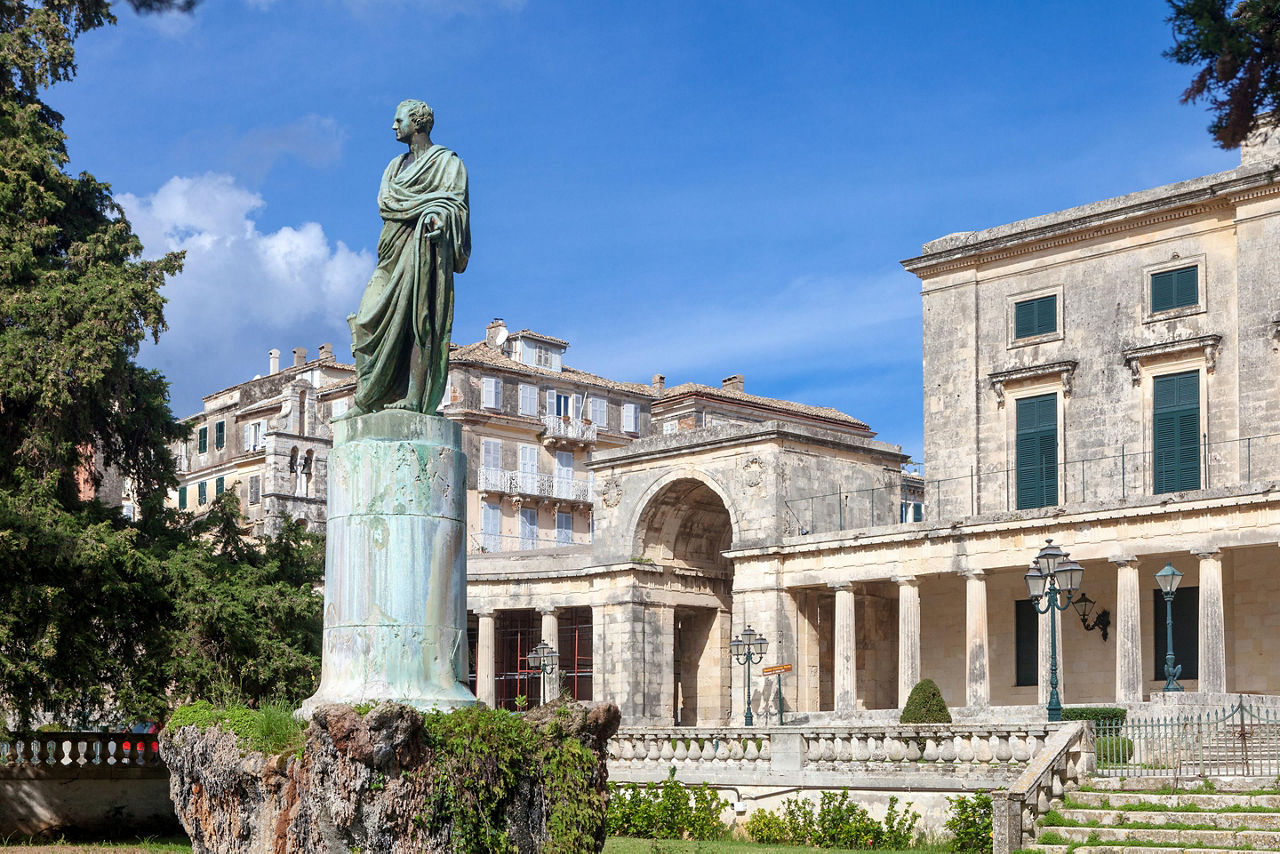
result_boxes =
[1057,807,1280,829]
[1084,776,1279,793]
[1032,847,1243,854]
[1069,790,1280,810]
[1041,824,1280,849]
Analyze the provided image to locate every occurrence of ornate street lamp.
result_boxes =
[527,640,559,706]
[1155,563,1184,693]
[1024,540,1084,722]
[730,626,769,726]
[1072,593,1111,641]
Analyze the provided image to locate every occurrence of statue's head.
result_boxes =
[395,99,435,137]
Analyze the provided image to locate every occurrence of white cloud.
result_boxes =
[233,114,348,180]
[120,174,373,411]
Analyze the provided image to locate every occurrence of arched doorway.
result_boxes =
[633,477,734,725]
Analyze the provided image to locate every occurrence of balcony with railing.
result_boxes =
[477,466,593,504]
[540,414,598,448]
[469,530,593,554]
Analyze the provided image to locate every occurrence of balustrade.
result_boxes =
[0,732,163,770]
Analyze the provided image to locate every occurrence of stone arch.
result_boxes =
[628,468,741,570]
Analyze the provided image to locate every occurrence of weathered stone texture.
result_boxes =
[161,701,620,854]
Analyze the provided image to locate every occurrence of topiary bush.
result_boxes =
[900,678,952,724]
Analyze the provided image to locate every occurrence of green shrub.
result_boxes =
[605,769,728,841]
[744,808,788,844]
[814,790,879,848]
[946,791,992,853]
[1062,707,1127,725]
[900,678,952,724]
[781,795,817,845]
[1096,735,1135,765]
[881,795,922,848]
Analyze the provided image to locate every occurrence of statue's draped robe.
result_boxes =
[350,145,470,414]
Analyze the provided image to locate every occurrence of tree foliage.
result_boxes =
[1166,0,1280,148]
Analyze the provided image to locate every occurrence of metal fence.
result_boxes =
[1094,697,1280,778]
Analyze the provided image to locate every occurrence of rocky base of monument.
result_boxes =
[160,700,621,854]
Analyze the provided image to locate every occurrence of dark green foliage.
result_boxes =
[168,698,305,756]
[605,768,729,841]
[900,678,953,724]
[1165,0,1280,148]
[165,492,324,707]
[416,704,608,854]
[1096,735,1135,765]
[742,793,920,849]
[1062,707,1127,725]
[945,791,993,854]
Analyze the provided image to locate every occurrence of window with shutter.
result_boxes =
[556,511,573,544]
[198,481,208,505]
[214,421,225,450]
[249,476,261,505]
[622,403,638,433]
[1153,370,1200,493]
[1014,294,1057,339]
[519,507,538,549]
[518,384,537,416]
[1015,600,1038,687]
[481,439,502,470]
[1015,393,1058,509]
[482,377,501,409]
[243,425,252,451]
[482,502,501,551]
[555,392,571,416]
[215,476,225,496]
[590,398,607,426]
[1151,265,1199,313]
[198,426,208,454]
[178,486,187,510]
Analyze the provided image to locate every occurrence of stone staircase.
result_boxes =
[1027,778,1280,853]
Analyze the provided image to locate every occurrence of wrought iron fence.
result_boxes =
[1094,697,1280,778]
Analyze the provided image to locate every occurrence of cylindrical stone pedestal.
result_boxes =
[301,411,475,717]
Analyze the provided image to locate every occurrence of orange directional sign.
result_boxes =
[761,663,792,675]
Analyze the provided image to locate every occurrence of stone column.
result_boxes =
[831,581,857,718]
[963,569,990,707]
[1195,549,1227,693]
[540,606,560,701]
[476,610,496,708]
[895,577,921,708]
[1111,557,1143,703]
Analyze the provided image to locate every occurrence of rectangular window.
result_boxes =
[555,392,572,417]
[215,476,225,496]
[178,485,187,510]
[482,377,501,409]
[557,606,593,701]
[481,438,502,470]
[622,403,638,434]
[589,397,607,426]
[900,501,923,523]
[482,501,502,552]
[1015,393,1058,510]
[1015,599,1038,687]
[518,444,539,494]
[331,398,349,420]
[1153,370,1200,494]
[662,420,678,435]
[1014,294,1057,339]
[518,383,538,416]
[519,507,538,550]
[214,420,226,450]
[197,481,208,505]
[198,426,208,454]
[249,475,261,505]
[1153,586,1199,680]
[1151,265,1198,313]
[556,510,573,544]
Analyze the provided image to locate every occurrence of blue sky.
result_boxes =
[55,0,1238,459]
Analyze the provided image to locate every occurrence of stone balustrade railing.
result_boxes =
[992,721,1092,854]
[609,723,1059,786]
[0,731,165,775]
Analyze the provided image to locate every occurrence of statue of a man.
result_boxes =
[340,99,470,418]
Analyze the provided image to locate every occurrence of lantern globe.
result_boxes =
[1072,592,1095,619]
[1055,559,1084,593]
[1155,563,1183,595]
[1035,539,1067,575]
[1025,565,1048,599]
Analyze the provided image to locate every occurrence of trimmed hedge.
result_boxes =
[900,679,952,724]
[1062,706,1127,725]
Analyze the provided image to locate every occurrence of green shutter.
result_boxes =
[1014,295,1057,339]
[215,421,225,450]
[1152,266,1198,312]
[1153,371,1200,493]
[215,476,225,496]
[1016,393,1058,509]
[197,426,208,454]
[178,486,187,510]
[198,481,207,505]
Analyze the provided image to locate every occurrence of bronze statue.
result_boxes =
[340,99,470,419]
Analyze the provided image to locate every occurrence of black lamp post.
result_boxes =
[1155,563,1184,693]
[1024,540,1084,722]
[527,640,559,705]
[1072,593,1111,641]
[729,626,768,726]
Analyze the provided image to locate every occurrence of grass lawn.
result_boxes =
[0,841,191,853]
[604,839,946,853]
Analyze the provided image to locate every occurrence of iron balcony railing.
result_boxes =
[540,414,598,444]
[477,466,592,503]
[469,531,593,554]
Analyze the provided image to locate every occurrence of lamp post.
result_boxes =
[1155,562,1184,693]
[1071,593,1111,641]
[729,626,769,726]
[1024,540,1084,722]
[526,640,559,706]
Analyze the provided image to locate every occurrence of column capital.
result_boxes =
[537,605,558,616]
[959,567,986,580]
[1192,547,1223,561]
[473,607,496,618]
[1108,555,1139,568]
[892,575,920,588]
[828,580,854,592]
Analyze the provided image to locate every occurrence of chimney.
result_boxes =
[268,348,280,374]
[1242,113,1280,167]
[293,347,307,368]
[317,342,334,362]
[485,318,508,349]
[722,374,744,393]
[651,374,665,393]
